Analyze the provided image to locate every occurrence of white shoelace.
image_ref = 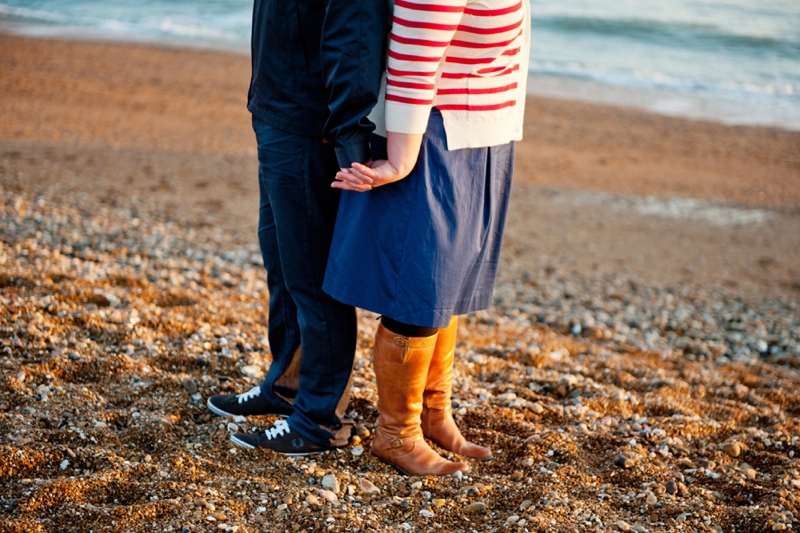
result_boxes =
[236,386,261,404]
[263,419,291,440]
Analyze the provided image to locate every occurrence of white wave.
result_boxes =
[529,60,797,98]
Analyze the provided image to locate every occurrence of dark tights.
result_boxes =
[381,316,438,338]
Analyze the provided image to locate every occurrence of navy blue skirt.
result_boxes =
[323,109,514,328]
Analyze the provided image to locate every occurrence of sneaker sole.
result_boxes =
[207,398,290,419]
[228,434,319,456]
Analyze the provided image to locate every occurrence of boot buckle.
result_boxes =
[389,438,404,449]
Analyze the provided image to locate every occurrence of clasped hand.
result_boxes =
[331,160,407,192]
[330,131,424,193]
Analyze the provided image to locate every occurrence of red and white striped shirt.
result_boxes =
[374,0,530,150]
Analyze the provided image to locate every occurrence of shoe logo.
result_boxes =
[292,438,304,449]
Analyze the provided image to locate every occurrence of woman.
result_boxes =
[324,0,530,476]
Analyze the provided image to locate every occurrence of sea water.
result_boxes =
[2,0,798,130]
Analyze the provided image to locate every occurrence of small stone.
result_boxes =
[318,489,338,504]
[143,455,152,463]
[745,469,757,480]
[646,492,657,505]
[183,379,199,394]
[60,459,69,470]
[282,494,293,505]
[419,510,434,518]
[511,470,523,481]
[359,478,380,495]
[321,475,340,493]
[519,499,533,511]
[665,481,677,495]
[616,520,632,532]
[212,512,227,521]
[305,494,318,505]
[241,365,263,378]
[410,481,423,490]
[530,403,544,414]
[614,455,634,469]
[722,442,741,458]
[351,446,364,456]
[466,502,487,515]
[772,524,787,531]
[506,514,520,524]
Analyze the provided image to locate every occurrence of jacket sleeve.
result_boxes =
[321,0,389,169]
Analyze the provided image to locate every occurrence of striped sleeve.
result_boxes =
[384,0,468,134]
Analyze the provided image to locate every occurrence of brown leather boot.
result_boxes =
[371,324,469,476]
[421,316,493,460]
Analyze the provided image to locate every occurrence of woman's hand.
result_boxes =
[332,132,424,192]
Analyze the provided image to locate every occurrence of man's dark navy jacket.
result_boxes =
[248,0,388,169]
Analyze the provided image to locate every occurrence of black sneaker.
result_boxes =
[207,386,293,418]
[230,420,329,455]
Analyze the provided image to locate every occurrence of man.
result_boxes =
[206,0,387,454]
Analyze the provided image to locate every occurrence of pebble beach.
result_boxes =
[1,33,799,533]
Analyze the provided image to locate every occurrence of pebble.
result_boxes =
[772,524,787,531]
[463,502,487,516]
[614,455,634,469]
[318,489,338,504]
[419,510,434,518]
[530,402,545,414]
[60,459,69,470]
[616,521,632,531]
[665,481,677,495]
[721,442,741,457]
[305,494,318,505]
[183,379,198,394]
[321,475,340,493]
[351,446,364,456]
[359,478,380,495]
[645,492,657,505]
[241,365,262,378]
[506,514,520,524]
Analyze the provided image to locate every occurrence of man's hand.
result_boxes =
[331,132,424,193]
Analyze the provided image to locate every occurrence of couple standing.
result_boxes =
[207,0,530,476]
